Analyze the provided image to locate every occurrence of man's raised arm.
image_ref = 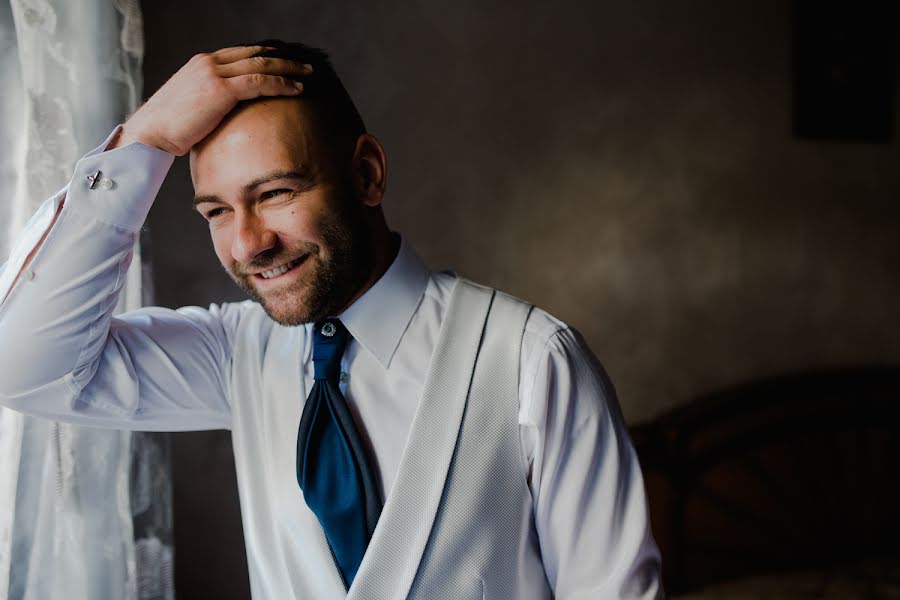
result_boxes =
[0,45,311,430]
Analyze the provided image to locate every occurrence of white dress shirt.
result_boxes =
[0,127,662,598]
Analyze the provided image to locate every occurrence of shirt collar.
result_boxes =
[338,236,430,368]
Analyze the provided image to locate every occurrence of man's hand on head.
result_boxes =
[109,45,312,155]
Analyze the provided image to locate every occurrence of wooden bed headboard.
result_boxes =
[630,366,900,594]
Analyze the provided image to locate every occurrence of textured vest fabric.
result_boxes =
[228,278,550,599]
[349,279,550,600]
[407,281,549,600]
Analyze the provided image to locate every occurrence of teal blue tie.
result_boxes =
[296,319,382,588]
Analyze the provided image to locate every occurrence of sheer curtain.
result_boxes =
[0,1,173,599]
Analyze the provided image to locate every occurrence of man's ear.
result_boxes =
[352,133,387,207]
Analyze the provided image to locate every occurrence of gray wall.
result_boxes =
[142,1,900,597]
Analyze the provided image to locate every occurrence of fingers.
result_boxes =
[216,56,313,79]
[227,74,305,101]
[210,45,275,64]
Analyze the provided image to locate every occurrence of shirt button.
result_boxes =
[340,372,348,383]
[99,177,114,190]
[23,270,35,281]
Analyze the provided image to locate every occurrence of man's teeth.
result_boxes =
[260,257,302,279]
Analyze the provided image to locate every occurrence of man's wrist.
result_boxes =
[107,122,178,155]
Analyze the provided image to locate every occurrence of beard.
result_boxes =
[224,202,374,327]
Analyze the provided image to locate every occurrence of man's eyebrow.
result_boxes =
[192,169,314,208]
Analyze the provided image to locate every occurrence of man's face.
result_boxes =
[190,98,373,326]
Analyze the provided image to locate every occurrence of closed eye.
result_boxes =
[204,207,228,219]
[260,189,293,200]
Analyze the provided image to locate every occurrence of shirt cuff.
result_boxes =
[64,124,175,232]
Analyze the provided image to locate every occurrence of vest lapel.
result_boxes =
[347,279,494,600]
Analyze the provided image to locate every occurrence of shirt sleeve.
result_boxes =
[0,127,238,432]
[520,324,663,599]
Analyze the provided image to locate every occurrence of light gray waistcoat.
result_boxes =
[348,279,551,600]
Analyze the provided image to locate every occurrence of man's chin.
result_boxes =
[260,307,312,327]
[227,275,313,326]
[255,287,318,327]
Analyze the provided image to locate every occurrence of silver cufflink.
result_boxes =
[86,171,114,190]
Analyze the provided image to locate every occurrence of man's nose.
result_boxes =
[231,213,277,265]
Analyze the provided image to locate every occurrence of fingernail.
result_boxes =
[293,81,304,92]
[304,64,314,73]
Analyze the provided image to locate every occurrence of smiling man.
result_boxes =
[190,96,392,327]
[0,41,662,599]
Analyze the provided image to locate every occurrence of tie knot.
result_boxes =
[312,319,349,382]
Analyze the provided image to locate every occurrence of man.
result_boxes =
[0,41,662,598]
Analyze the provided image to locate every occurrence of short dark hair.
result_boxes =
[243,39,367,152]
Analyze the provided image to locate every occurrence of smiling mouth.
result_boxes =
[255,255,308,280]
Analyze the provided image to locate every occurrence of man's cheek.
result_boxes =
[212,232,240,271]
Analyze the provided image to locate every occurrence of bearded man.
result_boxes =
[0,40,662,599]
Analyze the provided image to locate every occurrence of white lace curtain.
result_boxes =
[0,1,173,598]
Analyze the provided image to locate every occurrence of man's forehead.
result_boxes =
[196,97,316,152]
[190,98,320,184]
